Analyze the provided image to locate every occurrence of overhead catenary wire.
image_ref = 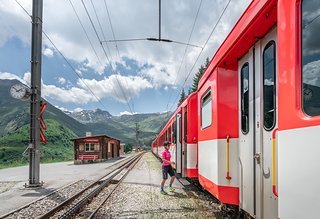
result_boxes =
[68,0,103,68]
[102,0,134,112]
[81,0,134,114]
[68,0,123,102]
[166,0,203,112]
[168,0,233,112]
[14,0,108,110]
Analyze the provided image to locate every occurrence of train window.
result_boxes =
[302,0,320,116]
[184,111,187,142]
[174,120,177,143]
[241,63,249,134]
[179,115,182,143]
[263,41,276,130]
[201,90,212,129]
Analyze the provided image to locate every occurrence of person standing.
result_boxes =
[160,141,175,194]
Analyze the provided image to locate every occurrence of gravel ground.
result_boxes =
[94,152,220,218]
[0,182,18,194]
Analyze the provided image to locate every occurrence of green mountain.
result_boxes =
[0,79,88,168]
[0,79,171,168]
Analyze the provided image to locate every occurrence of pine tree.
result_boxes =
[178,89,186,107]
[191,57,210,92]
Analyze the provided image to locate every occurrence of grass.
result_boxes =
[0,119,76,169]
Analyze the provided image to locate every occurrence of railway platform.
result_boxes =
[0,156,126,216]
[93,152,218,218]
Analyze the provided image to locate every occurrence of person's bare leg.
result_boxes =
[169,176,175,187]
[161,179,166,190]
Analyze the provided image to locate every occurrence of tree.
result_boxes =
[124,143,133,153]
[191,57,210,92]
[178,89,186,107]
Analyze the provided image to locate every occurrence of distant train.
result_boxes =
[152,0,320,218]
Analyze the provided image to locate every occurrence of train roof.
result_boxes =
[198,0,277,90]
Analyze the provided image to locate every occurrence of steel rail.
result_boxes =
[37,153,142,219]
[57,152,144,219]
[87,152,144,219]
[1,154,135,219]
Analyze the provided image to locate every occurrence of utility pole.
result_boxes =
[28,0,43,187]
[135,122,140,147]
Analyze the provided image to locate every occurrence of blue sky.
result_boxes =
[0,0,250,115]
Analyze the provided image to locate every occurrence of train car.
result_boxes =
[197,0,320,218]
[154,92,198,179]
[154,0,320,217]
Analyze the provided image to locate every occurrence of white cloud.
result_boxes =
[0,0,251,87]
[119,111,137,116]
[55,105,68,112]
[73,107,83,113]
[77,74,153,103]
[43,48,54,57]
[0,72,24,82]
[303,60,320,87]
[58,77,67,85]
[1,71,152,104]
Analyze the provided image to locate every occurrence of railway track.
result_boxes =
[0,153,143,219]
[42,152,144,219]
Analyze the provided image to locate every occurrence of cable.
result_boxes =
[168,0,232,112]
[166,0,203,111]
[81,0,134,114]
[68,0,123,102]
[68,0,103,67]
[14,0,108,110]
[102,0,134,112]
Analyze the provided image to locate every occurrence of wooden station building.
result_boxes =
[71,134,120,164]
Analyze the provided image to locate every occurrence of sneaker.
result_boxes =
[168,186,174,192]
[160,189,166,194]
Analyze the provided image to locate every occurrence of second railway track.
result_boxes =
[1,153,143,219]
[40,152,144,219]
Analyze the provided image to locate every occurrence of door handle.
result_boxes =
[254,152,261,164]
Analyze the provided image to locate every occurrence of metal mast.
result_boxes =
[28,0,43,187]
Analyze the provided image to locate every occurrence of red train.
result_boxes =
[152,0,320,218]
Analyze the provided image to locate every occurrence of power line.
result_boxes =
[68,0,103,67]
[166,0,203,111]
[14,0,108,110]
[68,0,123,102]
[81,0,134,114]
[168,0,233,112]
[102,0,134,112]
[101,38,202,48]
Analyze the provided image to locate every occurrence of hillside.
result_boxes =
[0,79,170,168]
[69,110,171,146]
[0,79,88,168]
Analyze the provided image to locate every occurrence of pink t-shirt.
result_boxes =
[162,149,171,166]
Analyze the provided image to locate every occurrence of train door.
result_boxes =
[182,108,187,177]
[238,28,277,219]
[175,114,182,175]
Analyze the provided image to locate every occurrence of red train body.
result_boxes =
[153,0,320,218]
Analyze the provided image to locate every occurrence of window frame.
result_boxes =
[262,40,277,131]
[85,143,95,152]
[201,89,212,129]
[241,62,250,135]
[301,0,320,117]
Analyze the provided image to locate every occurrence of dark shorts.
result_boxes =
[162,165,175,179]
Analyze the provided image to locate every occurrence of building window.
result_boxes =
[201,90,212,129]
[79,144,84,151]
[85,143,95,152]
[263,41,276,130]
[302,0,320,116]
[241,63,249,134]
